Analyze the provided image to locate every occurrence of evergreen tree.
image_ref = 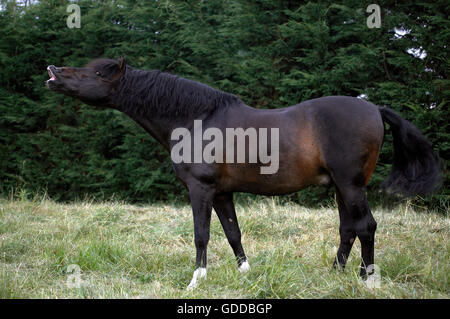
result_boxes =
[0,0,447,211]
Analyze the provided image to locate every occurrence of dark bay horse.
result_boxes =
[45,58,441,289]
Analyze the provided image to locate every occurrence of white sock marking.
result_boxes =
[239,261,250,273]
[187,267,207,290]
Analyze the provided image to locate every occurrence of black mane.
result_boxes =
[114,66,241,118]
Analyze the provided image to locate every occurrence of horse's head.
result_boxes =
[46,57,126,107]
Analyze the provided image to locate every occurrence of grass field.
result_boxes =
[0,194,448,299]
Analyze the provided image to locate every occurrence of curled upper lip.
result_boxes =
[47,65,58,81]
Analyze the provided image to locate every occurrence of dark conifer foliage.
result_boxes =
[0,0,448,211]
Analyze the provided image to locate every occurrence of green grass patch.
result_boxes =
[0,196,448,298]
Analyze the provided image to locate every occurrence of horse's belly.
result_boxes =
[218,158,329,195]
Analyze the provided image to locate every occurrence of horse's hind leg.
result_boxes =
[213,193,249,272]
[333,184,377,278]
[333,187,357,270]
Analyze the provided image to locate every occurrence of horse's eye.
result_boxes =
[96,71,101,76]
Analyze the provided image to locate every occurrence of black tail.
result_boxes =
[379,107,441,196]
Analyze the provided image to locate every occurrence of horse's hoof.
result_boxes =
[359,273,380,289]
[359,264,380,289]
[238,261,250,273]
[186,267,207,290]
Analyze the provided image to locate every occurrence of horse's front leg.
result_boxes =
[186,183,214,290]
[213,192,249,273]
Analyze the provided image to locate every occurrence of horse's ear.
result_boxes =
[118,56,126,72]
[111,56,126,87]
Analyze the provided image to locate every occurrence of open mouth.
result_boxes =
[46,66,57,83]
